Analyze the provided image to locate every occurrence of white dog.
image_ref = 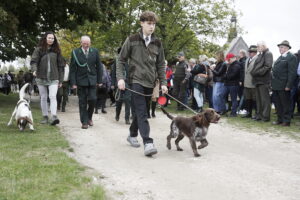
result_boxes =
[8,83,34,131]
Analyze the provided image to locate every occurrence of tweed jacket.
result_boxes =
[251,49,273,85]
[117,31,166,88]
[244,55,258,88]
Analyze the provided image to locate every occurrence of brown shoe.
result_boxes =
[81,124,89,129]
[281,122,290,127]
[88,120,93,126]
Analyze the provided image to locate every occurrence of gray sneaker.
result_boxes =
[40,116,48,124]
[144,143,158,156]
[127,136,140,148]
[50,115,60,126]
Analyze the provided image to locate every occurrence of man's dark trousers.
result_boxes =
[255,84,271,120]
[129,83,153,144]
[77,85,96,125]
[273,90,291,123]
[173,79,187,109]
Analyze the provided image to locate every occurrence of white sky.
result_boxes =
[235,0,300,58]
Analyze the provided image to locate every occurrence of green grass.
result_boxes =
[0,94,105,200]
[161,99,300,141]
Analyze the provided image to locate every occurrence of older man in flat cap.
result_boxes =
[271,40,298,126]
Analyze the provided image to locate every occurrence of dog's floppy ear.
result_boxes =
[26,117,33,124]
[193,114,208,126]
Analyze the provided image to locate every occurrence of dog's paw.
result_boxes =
[166,143,171,150]
[198,144,208,149]
[176,147,183,151]
[7,122,12,126]
[194,153,201,157]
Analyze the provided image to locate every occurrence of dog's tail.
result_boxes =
[19,83,29,100]
[160,107,174,120]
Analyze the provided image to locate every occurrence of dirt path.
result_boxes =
[59,96,300,200]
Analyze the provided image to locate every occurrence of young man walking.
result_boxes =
[117,11,168,156]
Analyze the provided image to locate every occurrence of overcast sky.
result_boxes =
[235,0,299,58]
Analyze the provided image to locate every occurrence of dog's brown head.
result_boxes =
[192,108,220,127]
[17,117,33,131]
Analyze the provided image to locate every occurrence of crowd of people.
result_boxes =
[167,40,300,127]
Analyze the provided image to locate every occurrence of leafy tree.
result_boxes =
[58,0,235,64]
[0,0,120,61]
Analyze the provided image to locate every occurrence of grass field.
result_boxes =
[0,94,105,200]
[161,98,300,141]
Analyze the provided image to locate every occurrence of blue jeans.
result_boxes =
[194,87,203,108]
[213,82,226,112]
[223,85,239,115]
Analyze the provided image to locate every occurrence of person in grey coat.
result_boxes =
[251,41,273,122]
[242,45,258,118]
[271,40,298,126]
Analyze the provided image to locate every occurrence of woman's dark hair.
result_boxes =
[38,31,61,54]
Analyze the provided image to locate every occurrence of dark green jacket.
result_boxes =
[116,31,166,88]
[70,47,103,87]
[271,52,298,90]
[30,47,65,83]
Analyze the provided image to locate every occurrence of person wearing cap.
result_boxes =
[173,51,190,111]
[251,41,273,122]
[271,40,298,126]
[242,45,258,118]
[223,53,241,117]
[117,11,168,157]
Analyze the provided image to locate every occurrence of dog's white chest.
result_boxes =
[194,127,208,141]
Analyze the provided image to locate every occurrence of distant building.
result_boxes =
[225,36,248,56]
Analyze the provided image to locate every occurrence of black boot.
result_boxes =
[151,101,157,118]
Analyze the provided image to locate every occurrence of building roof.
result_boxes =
[225,36,249,56]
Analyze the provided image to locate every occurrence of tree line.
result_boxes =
[0,0,236,63]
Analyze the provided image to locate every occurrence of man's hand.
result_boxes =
[118,79,125,90]
[72,85,77,89]
[181,79,186,84]
[161,85,168,94]
[58,83,62,88]
[285,87,290,91]
[111,85,115,90]
[33,71,37,76]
